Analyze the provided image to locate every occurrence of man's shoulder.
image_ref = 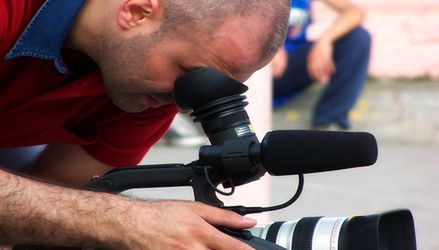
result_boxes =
[0,0,45,55]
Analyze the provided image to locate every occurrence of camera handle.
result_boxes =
[87,163,223,207]
[86,163,288,250]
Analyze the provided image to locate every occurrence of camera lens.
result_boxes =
[248,209,416,250]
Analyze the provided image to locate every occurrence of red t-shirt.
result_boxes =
[0,0,177,166]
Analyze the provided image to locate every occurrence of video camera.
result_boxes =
[15,68,416,249]
[87,68,417,249]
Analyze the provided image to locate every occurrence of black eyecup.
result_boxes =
[174,68,248,110]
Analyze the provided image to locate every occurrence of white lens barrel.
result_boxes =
[248,220,301,250]
[249,217,347,250]
[312,217,347,250]
[276,221,299,250]
[248,210,416,250]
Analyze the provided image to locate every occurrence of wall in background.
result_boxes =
[308,0,439,79]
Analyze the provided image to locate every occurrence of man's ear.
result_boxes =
[118,0,162,30]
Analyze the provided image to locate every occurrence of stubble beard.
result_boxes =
[98,33,161,113]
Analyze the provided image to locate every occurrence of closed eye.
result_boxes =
[180,65,201,74]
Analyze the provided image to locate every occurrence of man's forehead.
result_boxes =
[209,19,269,82]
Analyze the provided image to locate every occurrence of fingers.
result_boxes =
[202,223,255,250]
[308,53,335,83]
[308,56,323,82]
[321,56,336,81]
[183,202,256,250]
[193,202,257,229]
[271,48,288,79]
[307,40,336,84]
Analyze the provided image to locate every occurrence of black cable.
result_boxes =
[260,174,304,212]
[203,166,236,196]
[224,174,304,215]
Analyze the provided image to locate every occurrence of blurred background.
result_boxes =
[139,1,439,249]
[311,0,439,79]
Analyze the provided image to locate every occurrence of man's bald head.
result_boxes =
[69,0,291,112]
[161,0,291,62]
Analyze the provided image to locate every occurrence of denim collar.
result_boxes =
[5,0,86,74]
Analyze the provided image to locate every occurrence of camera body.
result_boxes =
[16,68,415,249]
[88,68,417,249]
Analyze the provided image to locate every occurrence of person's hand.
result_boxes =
[271,48,288,79]
[110,200,257,250]
[307,38,336,84]
[0,170,255,248]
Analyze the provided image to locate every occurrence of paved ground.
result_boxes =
[140,80,439,249]
[272,79,439,144]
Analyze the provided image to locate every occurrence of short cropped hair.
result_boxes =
[161,0,291,60]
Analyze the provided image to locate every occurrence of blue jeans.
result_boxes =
[273,27,372,129]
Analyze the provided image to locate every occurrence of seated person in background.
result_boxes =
[271,0,371,130]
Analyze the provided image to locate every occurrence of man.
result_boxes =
[0,0,290,248]
[271,0,371,130]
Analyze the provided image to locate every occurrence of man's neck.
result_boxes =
[63,0,102,65]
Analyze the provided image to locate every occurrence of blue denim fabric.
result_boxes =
[285,0,311,52]
[5,0,85,74]
[273,27,372,129]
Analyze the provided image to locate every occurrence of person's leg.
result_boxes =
[312,27,372,129]
[272,42,314,108]
[0,145,46,172]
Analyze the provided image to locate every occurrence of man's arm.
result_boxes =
[27,143,114,186]
[307,0,365,82]
[317,0,365,44]
[0,168,256,248]
[0,168,119,246]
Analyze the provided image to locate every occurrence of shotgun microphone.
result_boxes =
[199,130,378,176]
[260,130,378,175]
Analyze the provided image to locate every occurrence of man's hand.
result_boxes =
[0,168,256,249]
[111,200,257,250]
[307,38,336,84]
[271,48,289,79]
[306,0,366,84]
